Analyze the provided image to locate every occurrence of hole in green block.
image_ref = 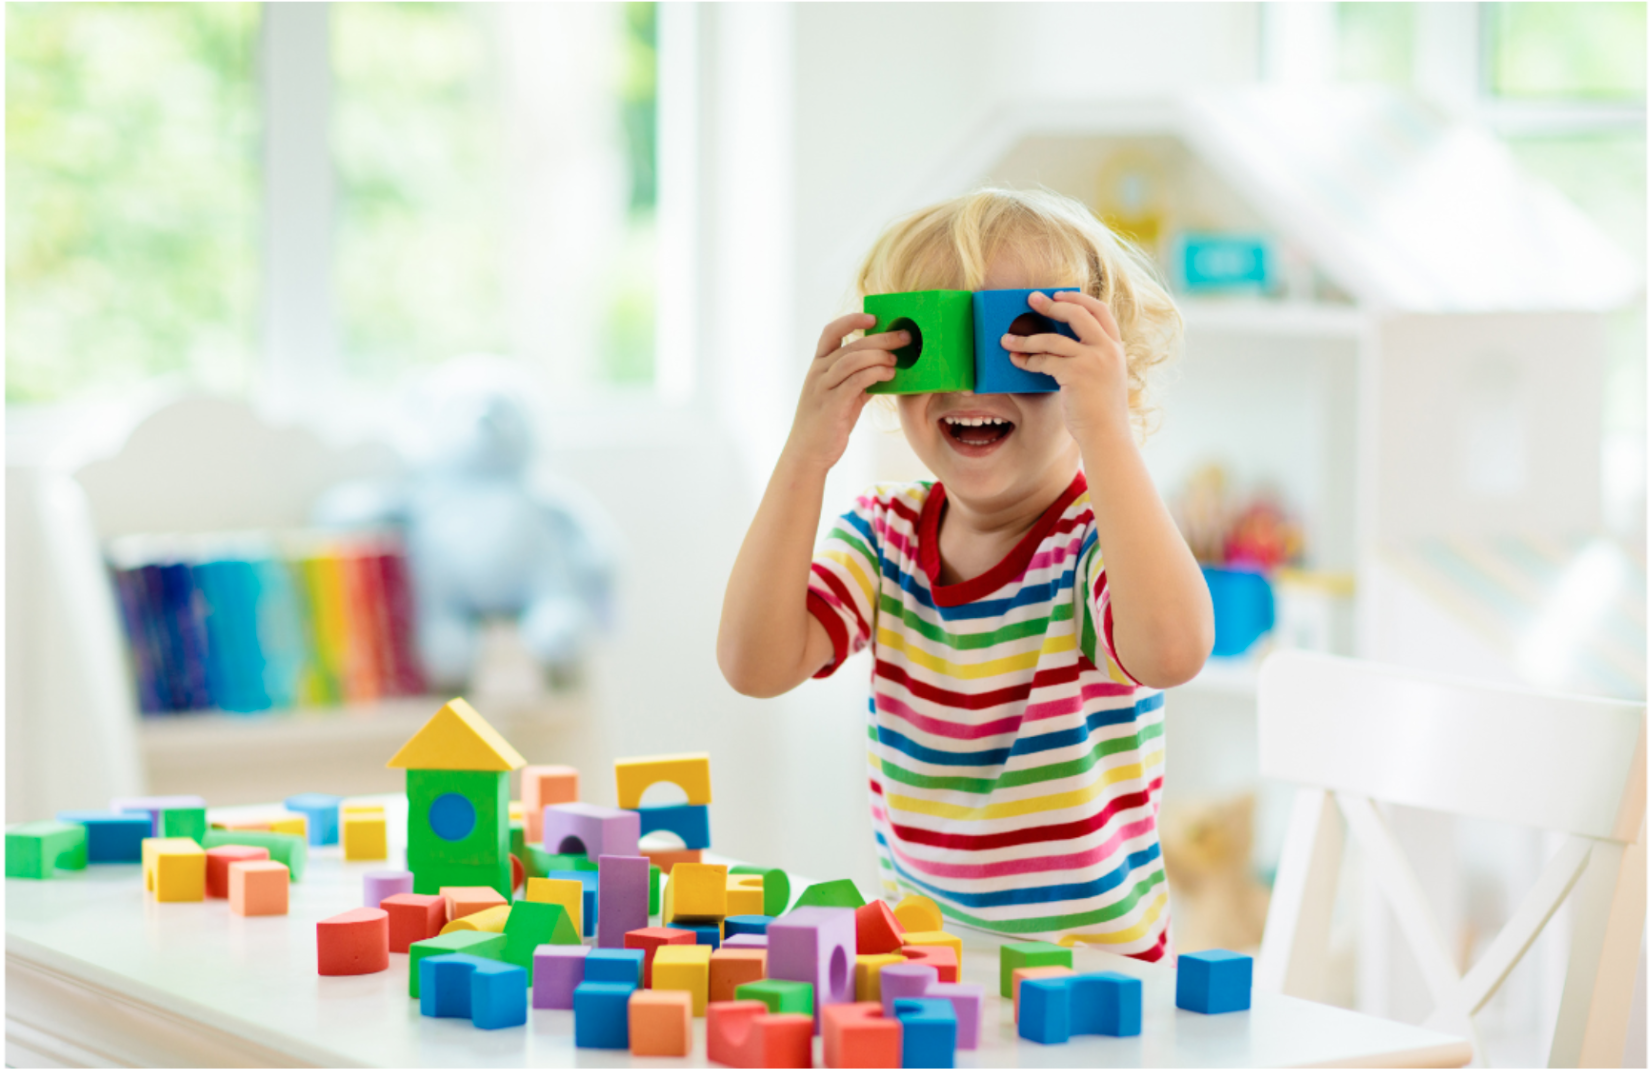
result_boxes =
[429,793,477,841]
[888,317,923,368]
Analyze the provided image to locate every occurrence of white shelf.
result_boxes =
[1179,299,1367,339]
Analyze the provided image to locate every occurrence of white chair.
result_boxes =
[1255,650,1646,1068]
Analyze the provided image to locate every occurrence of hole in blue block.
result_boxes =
[429,793,476,842]
[888,317,923,368]
[1008,311,1056,340]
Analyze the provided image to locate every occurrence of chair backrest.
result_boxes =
[1255,650,1645,1068]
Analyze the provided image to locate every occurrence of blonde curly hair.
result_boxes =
[855,187,1182,437]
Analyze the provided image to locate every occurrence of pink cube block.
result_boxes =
[878,962,938,1017]
[927,982,985,1049]
[768,906,856,1032]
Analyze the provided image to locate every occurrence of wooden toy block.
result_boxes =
[158,807,207,844]
[652,943,713,1015]
[112,794,205,837]
[229,859,289,916]
[1011,966,1074,1022]
[727,914,772,938]
[502,899,579,970]
[664,861,729,921]
[626,925,696,987]
[892,894,943,934]
[382,893,447,953]
[268,815,306,839]
[732,865,792,915]
[892,997,957,1069]
[706,1001,813,1068]
[900,945,957,983]
[386,697,526,772]
[725,934,769,949]
[650,863,662,914]
[441,884,507,921]
[406,930,504,997]
[1175,949,1252,1014]
[643,846,702,874]
[7,820,88,878]
[205,845,269,898]
[363,869,414,908]
[546,868,600,936]
[441,903,511,935]
[283,793,341,845]
[543,802,639,860]
[519,764,579,843]
[636,803,711,850]
[574,980,637,1049]
[629,988,693,1057]
[586,947,647,986]
[56,811,150,863]
[970,287,1077,394]
[710,948,768,1002]
[342,812,388,861]
[669,921,724,949]
[148,840,207,902]
[598,854,650,948]
[924,983,983,1050]
[997,939,1071,997]
[727,874,765,917]
[736,978,814,1017]
[317,907,389,976]
[823,1002,901,1069]
[900,930,961,960]
[141,837,199,891]
[864,290,975,395]
[202,829,307,880]
[853,954,907,1003]
[768,906,856,1030]
[469,957,529,1029]
[877,963,937,1018]
[526,877,584,934]
[854,900,905,955]
[532,944,589,1009]
[614,752,711,810]
[794,878,864,911]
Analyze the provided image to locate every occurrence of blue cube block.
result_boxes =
[970,287,1078,395]
[893,997,958,1068]
[1176,949,1252,1014]
[284,793,341,846]
[1072,972,1142,1037]
[56,811,150,863]
[1017,977,1072,1044]
[635,803,711,850]
[585,948,645,987]
[470,959,529,1029]
[667,921,722,949]
[421,953,490,1019]
[546,869,599,937]
[724,914,771,938]
[573,981,635,1049]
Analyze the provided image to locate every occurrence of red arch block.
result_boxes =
[706,1001,813,1068]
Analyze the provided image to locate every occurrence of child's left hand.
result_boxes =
[1001,291,1131,442]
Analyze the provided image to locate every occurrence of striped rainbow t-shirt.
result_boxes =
[806,472,1171,960]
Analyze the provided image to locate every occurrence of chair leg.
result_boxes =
[1258,788,1343,999]
[1549,836,1647,1068]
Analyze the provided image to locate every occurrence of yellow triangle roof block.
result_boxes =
[387,697,526,772]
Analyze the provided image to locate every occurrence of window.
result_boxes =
[1335,3,1413,87]
[1487,2,1647,101]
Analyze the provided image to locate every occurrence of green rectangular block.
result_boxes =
[408,930,505,998]
[6,821,88,879]
[412,859,512,898]
[736,978,813,1017]
[160,807,207,844]
[649,865,662,916]
[999,940,1072,997]
[793,878,864,910]
[526,845,596,876]
[864,290,974,395]
[502,900,580,978]
[201,829,307,881]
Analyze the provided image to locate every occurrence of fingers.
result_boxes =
[999,330,1085,361]
[1046,290,1122,345]
[823,346,898,391]
[841,363,897,396]
[815,312,877,360]
[1027,291,1105,345]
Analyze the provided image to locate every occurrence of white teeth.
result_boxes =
[941,416,1010,427]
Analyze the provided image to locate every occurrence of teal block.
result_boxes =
[864,290,974,395]
[6,821,88,878]
[201,829,307,881]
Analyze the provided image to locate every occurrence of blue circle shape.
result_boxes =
[429,793,476,842]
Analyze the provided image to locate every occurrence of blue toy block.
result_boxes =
[284,794,341,846]
[1176,949,1252,1014]
[573,981,636,1049]
[667,921,722,949]
[724,914,771,938]
[421,953,489,1019]
[469,959,529,1029]
[546,869,599,937]
[970,287,1077,395]
[56,811,150,863]
[894,997,958,1068]
[585,948,645,987]
[635,803,711,850]
[1018,977,1072,1044]
[1072,972,1142,1037]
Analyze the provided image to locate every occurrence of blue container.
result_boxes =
[1202,567,1274,656]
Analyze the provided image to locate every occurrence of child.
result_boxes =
[717,188,1212,959]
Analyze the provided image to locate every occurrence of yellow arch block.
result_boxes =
[726,875,764,917]
[615,753,711,810]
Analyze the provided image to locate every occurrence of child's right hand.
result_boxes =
[782,313,904,473]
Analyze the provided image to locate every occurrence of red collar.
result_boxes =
[916,471,1087,606]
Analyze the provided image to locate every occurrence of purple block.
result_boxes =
[111,795,207,837]
[542,803,639,859]
[928,982,984,1049]
[723,934,768,949]
[879,962,938,1018]
[532,944,591,1009]
[597,854,649,949]
[768,906,855,1032]
[363,870,414,909]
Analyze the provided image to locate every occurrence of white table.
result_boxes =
[7,797,1472,1068]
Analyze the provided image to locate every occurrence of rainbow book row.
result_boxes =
[107,534,425,715]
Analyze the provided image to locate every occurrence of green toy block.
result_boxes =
[527,847,597,873]
[736,978,814,1017]
[999,940,1073,997]
[408,930,505,998]
[201,829,306,882]
[412,858,512,898]
[792,878,864,911]
[160,807,207,844]
[510,820,528,872]
[731,865,791,916]
[649,865,662,916]
[406,768,508,870]
[6,821,88,879]
[502,900,579,976]
[863,290,974,395]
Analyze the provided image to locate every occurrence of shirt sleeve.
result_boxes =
[1075,528,1141,686]
[806,491,883,678]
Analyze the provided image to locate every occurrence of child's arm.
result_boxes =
[1005,291,1214,688]
[717,313,903,698]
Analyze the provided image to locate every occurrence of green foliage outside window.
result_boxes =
[1488,3,1647,100]
[1336,3,1414,87]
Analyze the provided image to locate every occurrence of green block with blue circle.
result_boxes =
[636,803,710,850]
[406,768,511,897]
[971,287,1077,394]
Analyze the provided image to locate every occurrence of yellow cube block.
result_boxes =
[343,814,387,861]
[440,903,511,935]
[663,862,728,922]
[726,875,764,917]
[141,837,202,893]
[269,815,306,838]
[525,877,583,934]
[854,953,908,1002]
[901,929,963,958]
[151,842,206,902]
[615,753,711,810]
[652,944,713,1016]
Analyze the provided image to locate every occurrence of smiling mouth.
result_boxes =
[941,415,1015,448]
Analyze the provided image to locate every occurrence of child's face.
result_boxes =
[895,252,1082,508]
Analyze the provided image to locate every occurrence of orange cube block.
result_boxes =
[205,845,269,899]
[228,859,289,916]
[824,1002,901,1068]
[520,765,579,843]
[709,947,767,1003]
[440,885,507,922]
[900,944,957,983]
[1012,965,1076,1022]
[642,846,702,874]
[630,989,693,1057]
